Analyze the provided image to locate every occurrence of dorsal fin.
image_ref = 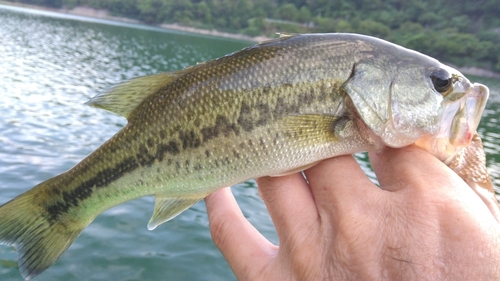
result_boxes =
[85,72,183,119]
[278,32,297,38]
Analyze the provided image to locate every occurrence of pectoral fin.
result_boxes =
[280,114,341,142]
[147,196,202,230]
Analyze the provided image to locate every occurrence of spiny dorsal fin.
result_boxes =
[147,196,202,230]
[278,32,297,38]
[257,33,294,44]
[85,72,183,119]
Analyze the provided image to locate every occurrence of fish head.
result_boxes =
[344,48,488,161]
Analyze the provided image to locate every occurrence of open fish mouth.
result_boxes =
[447,83,489,147]
[416,82,489,163]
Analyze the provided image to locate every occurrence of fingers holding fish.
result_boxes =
[256,173,318,246]
[369,144,495,223]
[205,187,276,276]
[370,145,500,226]
[303,154,380,220]
[368,146,427,192]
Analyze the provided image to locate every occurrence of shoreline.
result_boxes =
[69,6,273,43]
[0,1,271,43]
[1,1,499,79]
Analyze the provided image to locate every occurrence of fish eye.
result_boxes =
[430,68,452,94]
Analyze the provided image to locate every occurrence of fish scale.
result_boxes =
[0,33,494,280]
[43,69,352,221]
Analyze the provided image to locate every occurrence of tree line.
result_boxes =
[7,0,500,71]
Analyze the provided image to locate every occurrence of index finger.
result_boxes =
[205,187,276,278]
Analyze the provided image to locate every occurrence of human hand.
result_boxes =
[205,145,500,280]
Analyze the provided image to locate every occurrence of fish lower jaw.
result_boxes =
[414,134,467,165]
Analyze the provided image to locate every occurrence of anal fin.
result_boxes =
[147,196,202,230]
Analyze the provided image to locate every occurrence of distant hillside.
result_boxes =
[5,0,500,71]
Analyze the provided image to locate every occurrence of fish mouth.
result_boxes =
[447,83,489,147]
[415,83,489,163]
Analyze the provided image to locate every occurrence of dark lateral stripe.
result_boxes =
[45,156,139,222]
[201,115,240,141]
[45,136,187,222]
[156,141,180,161]
[43,83,333,222]
[179,130,201,150]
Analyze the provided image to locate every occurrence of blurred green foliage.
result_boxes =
[7,0,500,70]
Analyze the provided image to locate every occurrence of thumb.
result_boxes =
[369,145,456,192]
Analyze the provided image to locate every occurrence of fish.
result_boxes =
[0,33,496,280]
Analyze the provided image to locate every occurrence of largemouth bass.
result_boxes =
[0,33,495,280]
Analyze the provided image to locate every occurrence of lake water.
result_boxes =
[0,4,499,281]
